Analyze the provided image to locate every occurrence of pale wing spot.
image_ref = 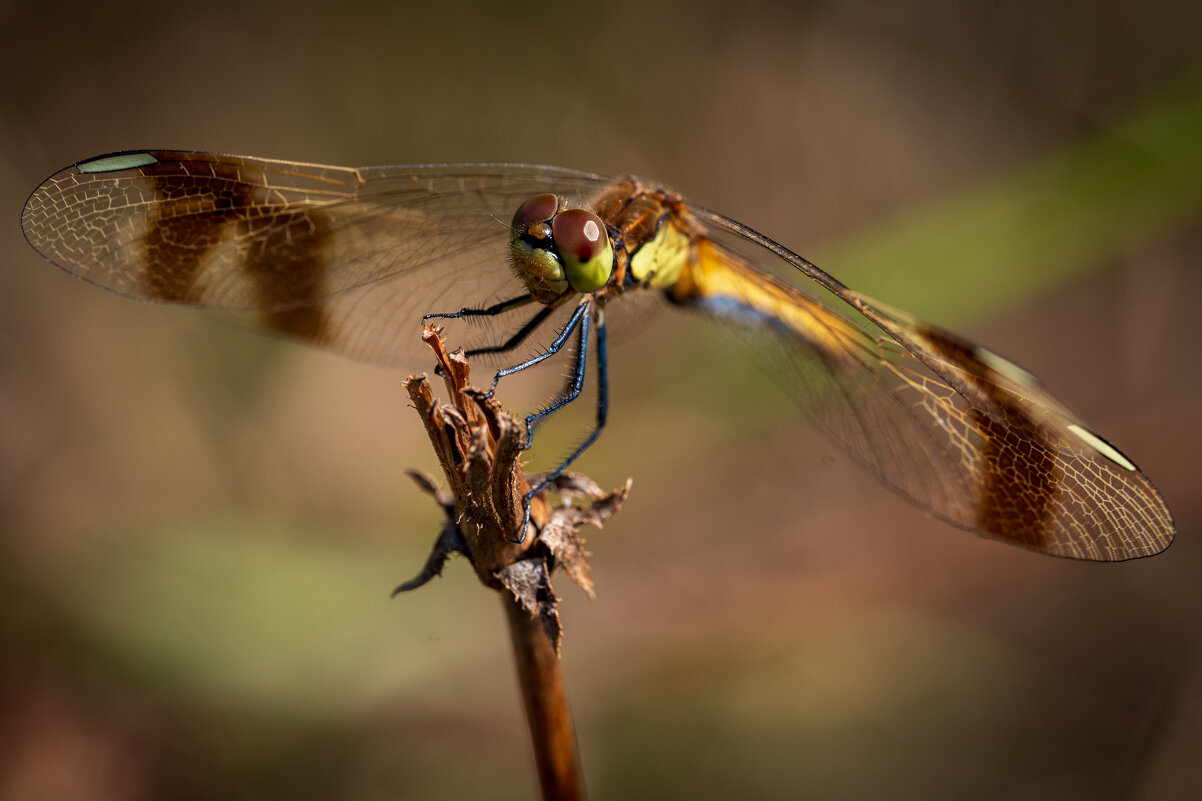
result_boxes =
[78,152,160,174]
[1067,424,1138,471]
[973,346,1040,388]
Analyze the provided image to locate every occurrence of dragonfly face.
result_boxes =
[508,194,614,301]
[21,150,1176,560]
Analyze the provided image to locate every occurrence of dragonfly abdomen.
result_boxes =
[668,238,864,372]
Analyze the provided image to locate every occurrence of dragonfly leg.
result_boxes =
[512,308,609,544]
[423,295,551,376]
[520,305,592,447]
[484,299,589,399]
[422,294,533,323]
[463,304,554,360]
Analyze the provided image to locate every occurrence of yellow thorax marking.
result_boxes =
[629,219,690,288]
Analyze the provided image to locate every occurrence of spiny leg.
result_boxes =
[422,294,533,324]
[521,302,594,447]
[465,304,555,361]
[432,304,559,378]
[484,299,590,399]
[514,307,609,543]
[422,294,555,375]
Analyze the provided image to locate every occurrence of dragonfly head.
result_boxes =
[509,193,614,303]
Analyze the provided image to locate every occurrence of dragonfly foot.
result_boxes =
[507,496,535,544]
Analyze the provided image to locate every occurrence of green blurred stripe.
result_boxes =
[821,62,1202,325]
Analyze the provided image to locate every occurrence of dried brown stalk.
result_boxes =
[394,327,630,801]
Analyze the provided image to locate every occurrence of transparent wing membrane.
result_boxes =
[22,151,1175,560]
[689,207,1174,560]
[21,151,613,366]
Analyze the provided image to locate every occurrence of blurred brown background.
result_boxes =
[2,2,1200,799]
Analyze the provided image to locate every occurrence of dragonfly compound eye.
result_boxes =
[509,193,569,303]
[552,208,613,293]
[511,193,559,232]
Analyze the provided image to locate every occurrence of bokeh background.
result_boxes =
[2,2,1200,799]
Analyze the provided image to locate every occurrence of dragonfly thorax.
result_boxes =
[508,193,614,304]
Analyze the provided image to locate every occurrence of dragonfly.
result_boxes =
[22,150,1175,559]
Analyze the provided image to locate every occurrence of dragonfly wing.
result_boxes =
[685,206,1174,561]
[21,151,615,366]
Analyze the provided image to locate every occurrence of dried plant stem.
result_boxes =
[397,327,628,801]
[503,591,584,801]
